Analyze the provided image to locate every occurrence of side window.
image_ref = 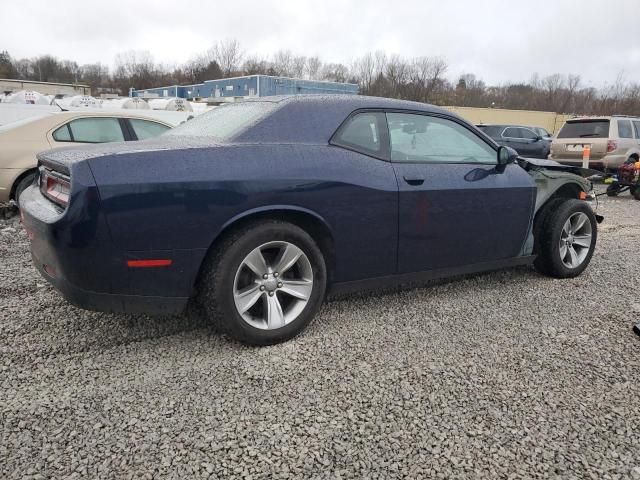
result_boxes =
[503,127,520,138]
[129,119,171,140]
[519,128,538,140]
[633,121,640,139]
[52,124,72,141]
[387,113,496,164]
[617,120,633,139]
[333,112,384,156]
[68,118,125,143]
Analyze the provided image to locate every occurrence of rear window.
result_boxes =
[557,120,610,139]
[166,102,277,141]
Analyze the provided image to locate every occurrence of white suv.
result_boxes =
[550,116,640,172]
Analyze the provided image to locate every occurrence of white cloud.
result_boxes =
[1,0,638,86]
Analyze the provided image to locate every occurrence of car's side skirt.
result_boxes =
[329,255,537,297]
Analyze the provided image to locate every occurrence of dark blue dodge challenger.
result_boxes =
[22,95,599,345]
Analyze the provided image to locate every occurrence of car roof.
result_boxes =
[242,94,452,114]
[232,94,459,144]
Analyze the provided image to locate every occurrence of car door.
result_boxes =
[518,127,546,158]
[501,127,530,156]
[387,112,536,274]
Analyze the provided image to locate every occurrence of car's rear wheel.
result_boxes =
[198,220,327,345]
[14,171,37,206]
[534,199,597,278]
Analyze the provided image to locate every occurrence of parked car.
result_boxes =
[0,111,179,204]
[550,116,640,172]
[21,95,599,346]
[476,124,551,158]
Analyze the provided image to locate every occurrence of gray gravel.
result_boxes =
[1,190,640,479]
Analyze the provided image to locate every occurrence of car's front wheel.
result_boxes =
[198,220,327,345]
[534,199,597,278]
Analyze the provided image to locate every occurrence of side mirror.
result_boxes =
[497,146,518,166]
[534,135,542,142]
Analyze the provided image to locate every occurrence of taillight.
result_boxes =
[39,167,70,207]
[607,140,618,153]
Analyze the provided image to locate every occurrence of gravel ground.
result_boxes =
[1,191,640,479]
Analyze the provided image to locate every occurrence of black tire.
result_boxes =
[198,220,327,346]
[13,171,37,206]
[606,183,620,197]
[632,186,640,201]
[534,199,597,278]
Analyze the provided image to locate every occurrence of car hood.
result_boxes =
[36,136,219,173]
[519,157,602,178]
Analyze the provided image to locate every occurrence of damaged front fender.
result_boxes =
[518,157,601,256]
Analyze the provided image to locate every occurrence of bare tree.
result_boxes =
[291,56,307,79]
[272,50,294,77]
[210,39,243,77]
[305,56,322,80]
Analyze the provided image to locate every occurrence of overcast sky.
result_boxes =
[1,0,639,87]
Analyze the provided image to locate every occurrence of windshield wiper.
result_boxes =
[578,133,602,137]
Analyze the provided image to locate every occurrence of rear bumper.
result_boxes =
[21,182,202,316]
[32,254,188,315]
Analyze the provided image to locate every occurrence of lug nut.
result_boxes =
[259,285,265,291]
[274,272,279,277]
[277,282,283,288]
[268,292,274,297]
[263,274,268,279]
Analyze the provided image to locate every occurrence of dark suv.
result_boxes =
[477,124,551,159]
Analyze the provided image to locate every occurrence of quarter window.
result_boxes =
[618,120,633,139]
[387,113,496,164]
[633,121,640,138]
[129,119,170,140]
[52,124,72,141]
[333,112,384,156]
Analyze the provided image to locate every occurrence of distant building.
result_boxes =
[130,74,358,101]
[0,78,91,96]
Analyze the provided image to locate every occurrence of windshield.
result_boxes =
[166,101,277,141]
[557,120,610,139]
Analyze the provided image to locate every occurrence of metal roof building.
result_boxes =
[131,75,358,100]
[0,78,91,96]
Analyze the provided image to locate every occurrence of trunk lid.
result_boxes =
[36,136,219,174]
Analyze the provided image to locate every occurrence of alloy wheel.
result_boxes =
[559,212,593,269]
[233,241,314,330]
